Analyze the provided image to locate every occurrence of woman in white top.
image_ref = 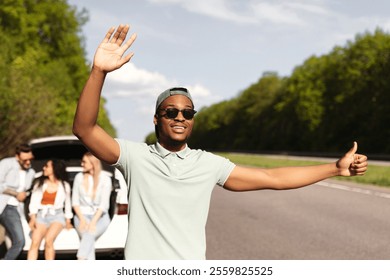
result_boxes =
[27,159,73,260]
[72,152,112,260]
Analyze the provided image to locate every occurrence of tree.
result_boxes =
[0,0,116,157]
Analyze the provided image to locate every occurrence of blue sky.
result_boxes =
[67,0,390,142]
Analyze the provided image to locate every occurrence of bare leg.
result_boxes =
[27,224,47,260]
[44,222,63,260]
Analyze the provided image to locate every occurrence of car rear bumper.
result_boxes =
[16,247,124,260]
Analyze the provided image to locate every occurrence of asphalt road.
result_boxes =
[205,179,390,260]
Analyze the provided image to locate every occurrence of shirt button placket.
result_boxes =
[171,153,178,177]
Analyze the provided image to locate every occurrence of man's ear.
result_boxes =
[153,114,158,125]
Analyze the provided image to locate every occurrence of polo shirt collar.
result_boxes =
[153,142,190,159]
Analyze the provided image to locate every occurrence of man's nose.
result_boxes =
[174,111,185,121]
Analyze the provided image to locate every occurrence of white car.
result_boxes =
[4,135,128,259]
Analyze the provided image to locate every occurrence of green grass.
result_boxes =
[217,152,390,188]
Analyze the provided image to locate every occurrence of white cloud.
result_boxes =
[183,84,213,110]
[251,2,305,25]
[185,84,210,98]
[147,0,333,26]
[148,0,256,24]
[384,20,390,31]
[103,62,216,114]
[105,63,174,98]
[285,1,330,15]
[110,64,168,86]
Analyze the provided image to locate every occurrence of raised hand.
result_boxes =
[336,142,368,176]
[93,24,137,73]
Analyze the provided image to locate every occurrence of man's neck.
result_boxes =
[158,140,187,152]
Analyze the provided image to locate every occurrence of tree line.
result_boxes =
[0,0,115,157]
[182,29,390,156]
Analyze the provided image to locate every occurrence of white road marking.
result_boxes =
[316,181,390,199]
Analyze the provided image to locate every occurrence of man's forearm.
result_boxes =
[225,162,339,192]
[264,162,339,190]
[2,188,19,197]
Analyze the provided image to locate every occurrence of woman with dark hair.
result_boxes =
[27,159,73,260]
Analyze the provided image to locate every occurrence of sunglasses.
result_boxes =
[159,108,197,120]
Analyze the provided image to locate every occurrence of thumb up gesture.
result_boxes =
[336,142,368,177]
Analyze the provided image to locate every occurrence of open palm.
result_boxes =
[93,24,137,73]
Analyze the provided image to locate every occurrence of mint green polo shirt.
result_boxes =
[114,139,236,260]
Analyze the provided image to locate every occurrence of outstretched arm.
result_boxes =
[224,142,368,191]
[73,24,137,164]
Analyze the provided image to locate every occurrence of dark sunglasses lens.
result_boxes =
[165,108,179,119]
[182,109,195,120]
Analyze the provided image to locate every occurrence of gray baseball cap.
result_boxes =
[155,87,194,112]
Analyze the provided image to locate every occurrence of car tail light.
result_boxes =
[117,204,128,215]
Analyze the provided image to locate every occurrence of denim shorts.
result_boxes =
[36,209,66,227]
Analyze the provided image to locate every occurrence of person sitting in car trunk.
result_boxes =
[72,152,112,260]
[27,159,73,260]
